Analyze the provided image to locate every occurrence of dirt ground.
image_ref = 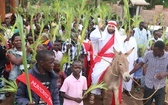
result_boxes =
[1,88,168,105]
[0,88,145,105]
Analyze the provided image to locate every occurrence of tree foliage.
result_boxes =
[29,0,83,5]
[103,0,168,8]
[102,0,118,3]
[146,0,168,9]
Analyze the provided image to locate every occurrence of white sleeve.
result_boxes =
[90,26,102,42]
[90,26,102,58]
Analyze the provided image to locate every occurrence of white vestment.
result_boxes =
[90,25,124,95]
[133,27,148,47]
[121,36,138,91]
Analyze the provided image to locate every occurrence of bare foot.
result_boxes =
[89,94,95,104]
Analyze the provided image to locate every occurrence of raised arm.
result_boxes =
[90,19,104,42]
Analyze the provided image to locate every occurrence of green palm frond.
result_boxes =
[123,0,131,32]
[82,82,107,99]
[50,23,60,42]
[60,53,69,71]
[15,14,33,102]
[0,33,6,45]
[138,44,147,56]
[131,16,142,28]
[98,3,111,21]
[76,11,90,59]
[29,36,43,63]
[63,7,74,40]
[0,78,18,93]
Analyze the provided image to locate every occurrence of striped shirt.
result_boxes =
[62,41,86,75]
[142,51,168,89]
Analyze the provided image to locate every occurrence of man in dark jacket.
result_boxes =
[15,50,60,105]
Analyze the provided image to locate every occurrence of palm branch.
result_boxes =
[0,78,17,93]
[82,82,107,99]
[15,14,33,103]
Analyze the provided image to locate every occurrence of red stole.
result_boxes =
[17,73,53,105]
[83,41,93,79]
[87,34,123,105]
[111,78,123,105]
[87,34,115,87]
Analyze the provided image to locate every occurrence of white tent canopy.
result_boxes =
[130,0,150,6]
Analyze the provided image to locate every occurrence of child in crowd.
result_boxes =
[15,50,60,105]
[66,55,86,77]
[78,55,86,77]
[36,44,47,52]
[53,60,66,105]
[133,48,144,92]
[60,60,87,105]
[52,40,63,61]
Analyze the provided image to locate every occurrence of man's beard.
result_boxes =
[107,29,115,34]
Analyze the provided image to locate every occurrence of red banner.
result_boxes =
[17,73,53,105]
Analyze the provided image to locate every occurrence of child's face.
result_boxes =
[37,44,44,52]
[54,62,60,72]
[72,62,82,75]
[52,42,61,51]
[27,36,33,45]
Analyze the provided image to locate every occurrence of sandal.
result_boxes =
[89,94,95,104]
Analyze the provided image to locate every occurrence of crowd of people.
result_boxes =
[0,12,168,105]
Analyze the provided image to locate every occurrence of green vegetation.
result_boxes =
[146,0,168,8]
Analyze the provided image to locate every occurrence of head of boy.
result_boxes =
[52,40,61,51]
[71,60,82,76]
[53,60,60,73]
[36,44,47,52]
[78,55,85,68]
[36,50,55,72]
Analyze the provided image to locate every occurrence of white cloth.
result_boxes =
[53,50,63,62]
[90,21,124,94]
[118,28,126,36]
[147,37,163,50]
[146,30,152,40]
[122,36,138,91]
[133,27,148,47]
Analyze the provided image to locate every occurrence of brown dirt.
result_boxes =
[0,88,167,105]
[0,89,144,105]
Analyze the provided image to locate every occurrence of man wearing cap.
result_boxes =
[88,20,124,104]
